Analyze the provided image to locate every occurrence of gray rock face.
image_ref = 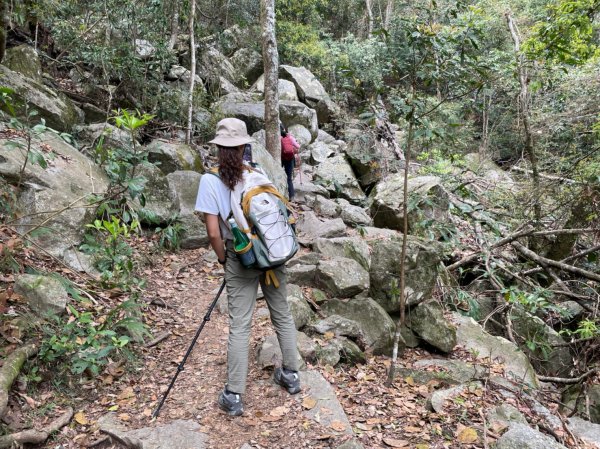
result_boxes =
[198,47,237,84]
[308,141,336,165]
[250,142,289,197]
[166,171,208,249]
[313,155,366,205]
[316,257,370,298]
[309,315,362,339]
[279,65,329,107]
[344,132,390,189]
[412,358,486,384]
[287,263,318,287]
[98,414,207,449]
[299,370,353,435]
[14,274,69,316]
[335,336,366,364]
[230,48,263,86]
[337,200,372,227]
[135,164,180,224]
[452,313,540,388]
[317,129,336,144]
[429,383,481,413]
[313,195,339,218]
[251,76,298,101]
[488,404,528,426]
[313,237,370,270]
[321,298,395,355]
[0,128,109,259]
[315,96,340,124]
[297,331,317,363]
[369,175,449,233]
[369,238,440,312]
[495,423,568,449]
[409,301,457,353]
[568,417,600,448]
[74,123,135,154]
[3,44,43,82]
[135,39,156,59]
[146,139,203,174]
[287,284,315,330]
[279,100,318,142]
[509,307,572,377]
[0,65,83,131]
[297,211,346,243]
[288,124,312,147]
[294,181,330,203]
[217,101,265,134]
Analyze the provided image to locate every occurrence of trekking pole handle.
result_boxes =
[152,279,226,419]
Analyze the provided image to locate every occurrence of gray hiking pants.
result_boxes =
[224,241,299,394]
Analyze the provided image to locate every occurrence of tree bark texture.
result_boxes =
[186,0,197,144]
[0,343,38,418]
[506,11,541,226]
[0,407,73,448]
[168,2,180,51]
[261,0,280,161]
[365,0,374,37]
[384,0,394,30]
[0,0,7,63]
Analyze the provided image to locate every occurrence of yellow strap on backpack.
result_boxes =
[264,269,280,289]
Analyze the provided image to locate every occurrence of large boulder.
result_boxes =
[215,101,265,135]
[135,164,180,225]
[369,175,449,233]
[146,139,204,174]
[0,65,83,132]
[369,237,440,312]
[279,101,318,142]
[297,211,346,243]
[14,274,69,316]
[3,44,43,82]
[316,257,370,298]
[251,76,299,101]
[256,332,305,370]
[344,131,400,189]
[313,237,370,270]
[452,313,540,388]
[279,65,329,107]
[0,128,109,259]
[313,155,366,205]
[250,139,288,196]
[495,423,568,449]
[408,301,456,353]
[230,48,263,87]
[568,417,600,448]
[166,171,208,249]
[315,96,340,124]
[336,198,372,227]
[197,47,237,84]
[509,307,572,377]
[308,141,336,165]
[321,298,395,355]
[288,124,312,147]
[287,284,316,330]
[74,123,135,154]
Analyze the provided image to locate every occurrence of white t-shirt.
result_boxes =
[194,173,233,240]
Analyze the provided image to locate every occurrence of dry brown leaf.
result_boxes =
[270,405,289,417]
[330,420,347,432]
[302,396,318,410]
[118,413,131,421]
[457,426,478,444]
[355,422,372,431]
[382,438,409,448]
[405,376,415,386]
[324,331,335,340]
[74,411,89,425]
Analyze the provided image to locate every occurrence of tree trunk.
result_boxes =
[506,11,541,227]
[261,0,280,161]
[0,0,7,63]
[0,344,38,419]
[365,0,374,38]
[186,0,197,144]
[168,2,180,51]
[384,0,394,30]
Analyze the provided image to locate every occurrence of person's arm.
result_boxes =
[289,135,300,151]
[204,213,226,264]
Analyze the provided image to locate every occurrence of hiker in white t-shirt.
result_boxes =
[194,118,301,417]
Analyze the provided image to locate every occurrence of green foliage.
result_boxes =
[503,286,565,316]
[561,318,600,339]
[154,215,185,251]
[524,0,600,65]
[38,300,147,376]
[277,21,331,77]
[80,217,143,290]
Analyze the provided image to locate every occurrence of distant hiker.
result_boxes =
[195,118,301,417]
[280,124,300,201]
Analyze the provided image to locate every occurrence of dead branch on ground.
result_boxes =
[0,407,73,448]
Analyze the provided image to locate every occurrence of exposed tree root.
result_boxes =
[0,407,73,448]
[0,343,38,418]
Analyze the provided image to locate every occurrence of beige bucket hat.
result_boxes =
[208,118,254,147]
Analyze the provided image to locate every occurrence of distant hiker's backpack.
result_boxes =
[210,164,299,275]
[281,135,295,161]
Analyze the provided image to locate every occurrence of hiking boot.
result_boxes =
[218,388,243,416]
[274,367,301,394]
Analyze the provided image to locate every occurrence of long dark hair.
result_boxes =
[217,145,244,190]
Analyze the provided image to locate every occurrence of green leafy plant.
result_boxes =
[38,301,147,376]
[154,215,185,251]
[561,318,600,339]
[80,217,143,290]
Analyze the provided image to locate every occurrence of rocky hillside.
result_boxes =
[0,23,599,449]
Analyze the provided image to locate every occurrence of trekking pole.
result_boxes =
[152,279,226,418]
